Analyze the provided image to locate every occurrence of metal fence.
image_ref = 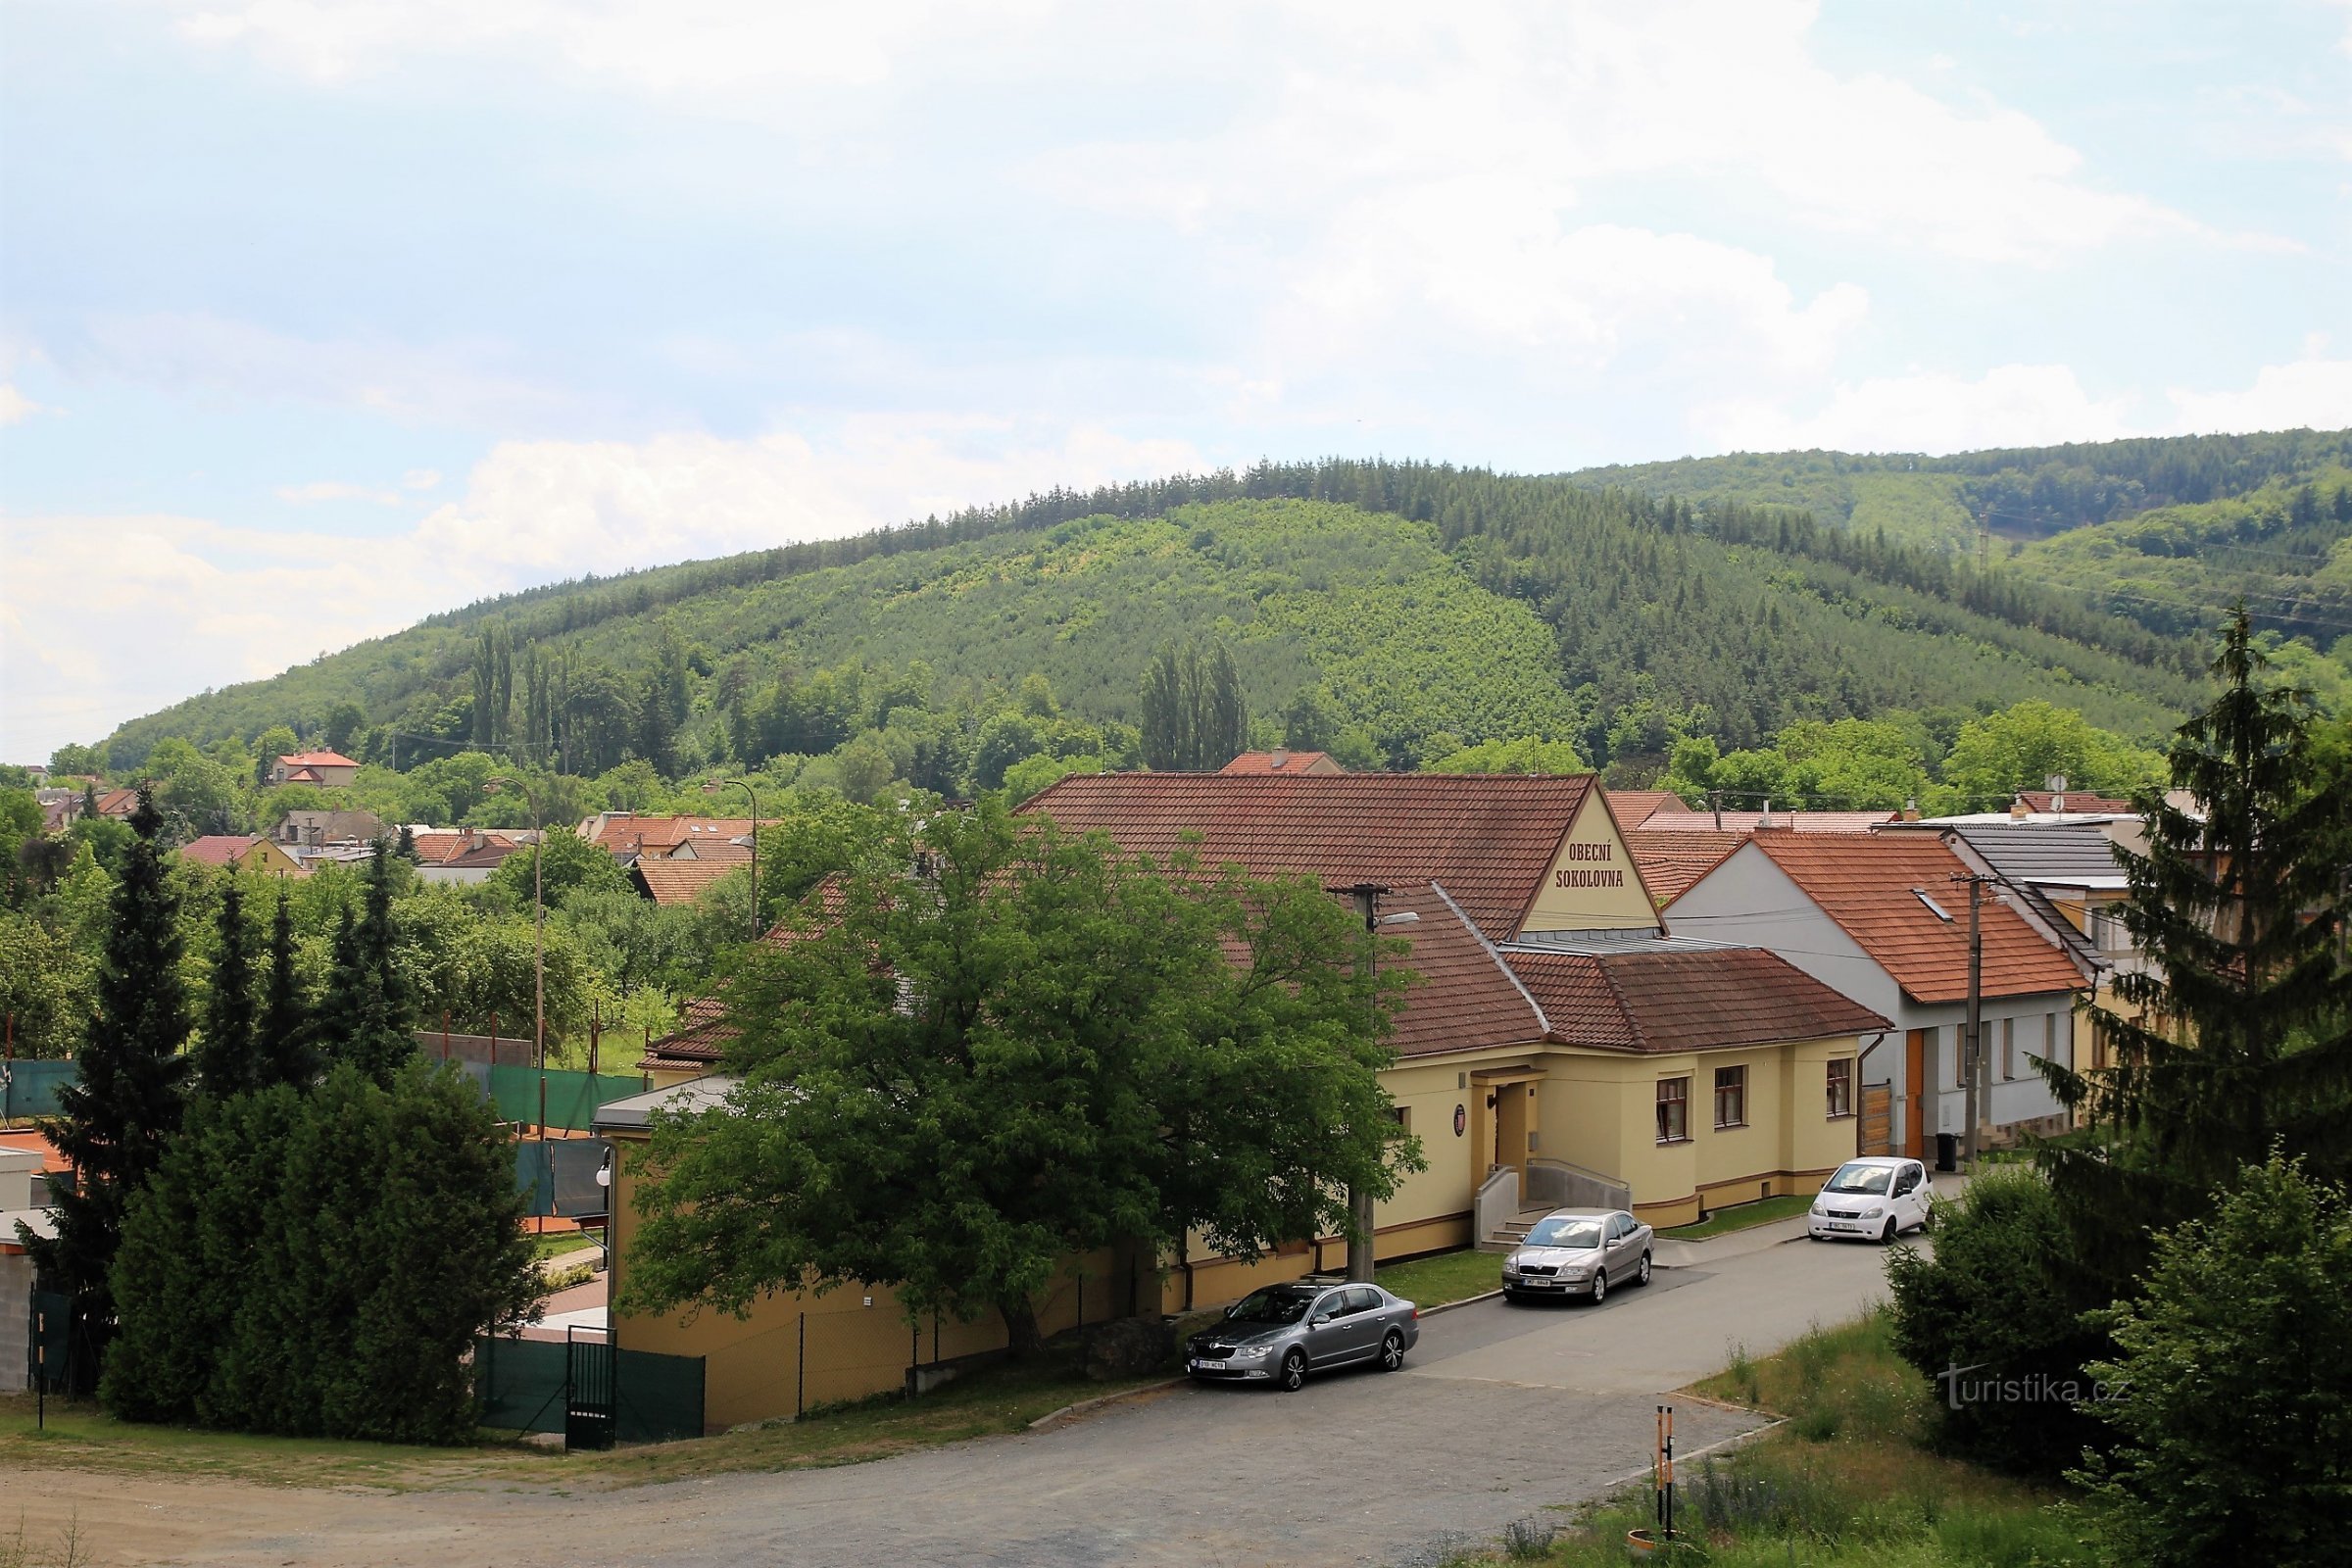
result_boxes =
[0,1060,75,1121]
[475,1331,706,1446]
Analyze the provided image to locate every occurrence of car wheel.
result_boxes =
[1589,1269,1607,1305]
[1277,1348,1307,1393]
[1880,1217,1899,1245]
[1635,1250,1652,1287]
[1378,1329,1405,1372]
[1501,1287,1523,1304]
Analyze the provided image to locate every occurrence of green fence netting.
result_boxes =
[512,1138,612,1218]
[476,1335,705,1445]
[1,1060,75,1120]
[481,1064,647,1132]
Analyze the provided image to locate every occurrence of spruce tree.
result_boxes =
[191,878,260,1099]
[2039,608,2352,1296]
[316,845,415,1084]
[24,787,191,1356]
[257,889,318,1089]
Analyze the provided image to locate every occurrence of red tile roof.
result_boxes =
[93,788,140,817]
[1380,887,1546,1055]
[1639,810,1893,834]
[588,815,763,857]
[1625,829,1752,906]
[1506,947,1889,1053]
[2015,790,2134,814]
[276,751,358,768]
[1219,750,1343,775]
[632,857,743,906]
[1741,835,2086,1004]
[411,830,517,864]
[1603,790,1695,828]
[178,834,261,867]
[1018,772,1600,942]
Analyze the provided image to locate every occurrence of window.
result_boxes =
[1826,1057,1853,1118]
[2050,1010,2075,1069]
[1655,1077,1690,1144]
[2001,1017,2017,1081]
[1713,1065,1747,1130]
[1388,1104,1412,1134]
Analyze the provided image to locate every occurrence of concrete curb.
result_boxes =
[1420,1287,1504,1316]
[1027,1376,1188,1430]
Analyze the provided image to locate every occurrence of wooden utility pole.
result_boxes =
[1953,873,1989,1166]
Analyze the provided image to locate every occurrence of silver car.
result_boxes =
[1500,1207,1654,1303]
[1185,1280,1421,1392]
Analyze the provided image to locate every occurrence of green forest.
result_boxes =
[70,432,2352,787]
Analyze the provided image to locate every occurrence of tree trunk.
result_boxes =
[1000,1297,1045,1360]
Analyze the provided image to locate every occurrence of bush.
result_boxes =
[105,1063,540,1443]
[1885,1168,2108,1476]
[2074,1153,2352,1567]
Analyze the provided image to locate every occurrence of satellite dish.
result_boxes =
[2045,774,2068,793]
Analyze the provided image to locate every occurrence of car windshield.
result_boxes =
[1525,1217,1605,1249]
[1227,1287,1318,1325]
[1824,1162,1894,1196]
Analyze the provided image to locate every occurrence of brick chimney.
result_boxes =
[1270,747,1289,770]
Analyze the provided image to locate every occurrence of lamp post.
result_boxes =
[704,776,761,941]
[487,776,547,1138]
[1340,883,1418,1283]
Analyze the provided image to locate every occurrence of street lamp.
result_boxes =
[703,776,761,941]
[485,775,547,1138]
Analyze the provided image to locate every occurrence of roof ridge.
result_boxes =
[1588,955,1648,1052]
[1429,880,1550,1037]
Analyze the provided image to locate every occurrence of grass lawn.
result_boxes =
[1375,1248,1500,1308]
[0,1343,1169,1494]
[1655,1193,1815,1241]
[529,1230,603,1262]
[1439,1307,2087,1566]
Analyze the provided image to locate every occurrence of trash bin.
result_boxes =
[1935,1132,1958,1173]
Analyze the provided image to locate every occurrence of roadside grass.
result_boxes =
[1655,1193,1815,1241]
[0,1514,93,1568]
[0,1344,1169,1494]
[1375,1248,1500,1307]
[529,1230,602,1263]
[1443,1307,2088,1566]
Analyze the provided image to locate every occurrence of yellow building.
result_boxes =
[608,773,1889,1425]
[177,833,309,878]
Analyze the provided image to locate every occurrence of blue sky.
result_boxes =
[4,0,2350,759]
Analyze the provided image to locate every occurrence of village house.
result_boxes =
[1662,831,2088,1165]
[578,812,766,867]
[177,834,310,878]
[415,829,523,886]
[603,772,1896,1427]
[272,808,384,849]
[1216,748,1344,775]
[267,751,360,789]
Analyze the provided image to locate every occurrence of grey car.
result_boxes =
[1500,1207,1654,1303]
[1185,1280,1421,1392]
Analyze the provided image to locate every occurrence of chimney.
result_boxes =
[2010,795,2032,821]
[1270,747,1289,770]
[1902,798,1921,823]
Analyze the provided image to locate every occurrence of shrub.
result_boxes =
[105,1063,540,1443]
[1885,1168,2108,1476]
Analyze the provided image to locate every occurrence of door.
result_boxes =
[1606,1213,1639,1280]
[1893,1163,1928,1230]
[1494,1083,1530,1179]
[564,1327,615,1452]
[1902,1030,1927,1159]
[1304,1290,1356,1363]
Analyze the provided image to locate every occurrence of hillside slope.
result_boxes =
[95,441,2278,774]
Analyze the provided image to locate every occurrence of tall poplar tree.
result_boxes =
[2039,608,2352,1296]
[315,844,415,1084]
[23,788,191,1357]
[191,879,261,1099]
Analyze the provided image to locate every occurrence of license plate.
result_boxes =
[1828,1222,1856,1231]
[1523,1279,1560,1289]
[1193,1359,1226,1371]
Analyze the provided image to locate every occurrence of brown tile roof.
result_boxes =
[1626,829,1752,906]
[589,815,764,857]
[411,830,517,864]
[440,841,518,870]
[1743,835,2087,1004]
[1381,886,1546,1056]
[1219,751,1343,775]
[1506,948,1889,1054]
[2015,790,2134,814]
[93,788,140,817]
[179,834,260,867]
[1018,772,1599,942]
[632,857,743,906]
[1639,810,1894,834]
[1603,790,1694,828]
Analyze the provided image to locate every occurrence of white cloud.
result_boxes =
[275,480,404,506]
[0,384,45,425]
[402,468,443,490]
[0,417,1202,758]
[1699,364,2137,455]
[2165,356,2352,434]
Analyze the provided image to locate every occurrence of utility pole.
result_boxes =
[1345,884,1381,1283]
[1952,873,1989,1167]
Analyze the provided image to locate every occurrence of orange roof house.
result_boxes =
[1665,831,2088,1160]
[268,751,360,788]
[177,834,308,878]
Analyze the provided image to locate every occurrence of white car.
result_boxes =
[1807,1156,1933,1244]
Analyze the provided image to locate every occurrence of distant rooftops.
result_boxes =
[1218,749,1344,775]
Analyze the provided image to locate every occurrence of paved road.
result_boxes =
[26,1234,1899,1568]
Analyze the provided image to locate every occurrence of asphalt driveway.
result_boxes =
[31,1231,1900,1568]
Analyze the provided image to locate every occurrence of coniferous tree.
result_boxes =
[257,889,318,1089]
[2039,608,2352,1297]
[191,878,261,1099]
[395,824,418,863]
[23,787,191,1364]
[316,844,415,1084]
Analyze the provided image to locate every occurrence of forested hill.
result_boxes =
[90,431,2352,776]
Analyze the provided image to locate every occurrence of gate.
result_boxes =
[564,1326,615,1451]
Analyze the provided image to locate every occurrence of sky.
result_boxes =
[3,0,2351,761]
